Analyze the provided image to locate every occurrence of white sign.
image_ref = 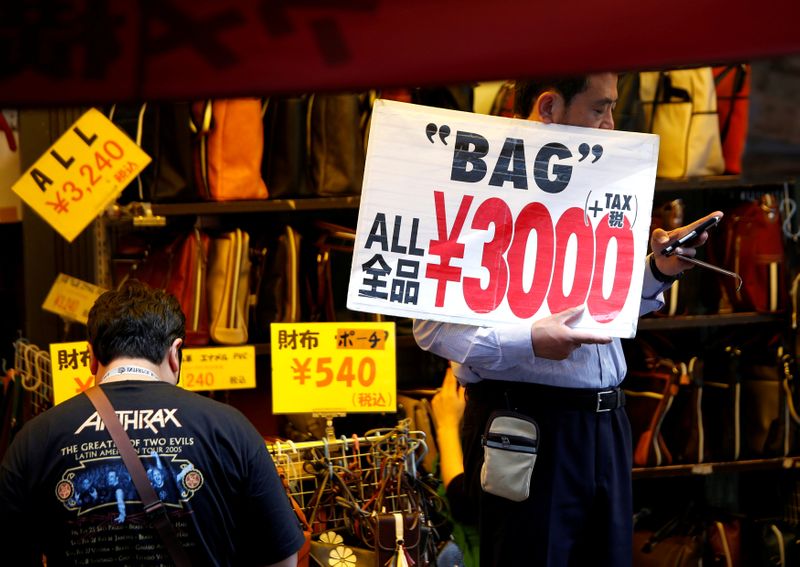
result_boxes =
[347,100,659,338]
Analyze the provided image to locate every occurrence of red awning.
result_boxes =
[1,0,799,105]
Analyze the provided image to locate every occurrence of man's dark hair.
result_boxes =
[513,76,591,119]
[87,279,185,366]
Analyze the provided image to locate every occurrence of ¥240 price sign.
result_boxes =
[12,108,151,242]
[270,322,396,414]
[181,346,256,392]
[347,100,660,338]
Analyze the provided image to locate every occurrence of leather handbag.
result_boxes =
[261,95,315,199]
[250,225,302,343]
[374,512,421,567]
[639,68,725,178]
[190,99,268,201]
[713,194,787,313]
[696,347,742,462]
[632,511,703,567]
[708,518,741,567]
[623,357,681,467]
[108,102,196,203]
[714,64,750,175]
[207,228,252,345]
[660,358,704,464]
[307,93,369,197]
[740,347,799,458]
[112,229,211,346]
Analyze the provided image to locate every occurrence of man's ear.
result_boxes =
[535,91,565,124]
[168,338,183,373]
[88,344,99,376]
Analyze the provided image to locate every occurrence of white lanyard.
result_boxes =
[101,365,160,383]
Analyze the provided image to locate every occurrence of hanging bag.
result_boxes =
[714,64,750,174]
[190,99,268,201]
[639,68,725,178]
[207,228,252,345]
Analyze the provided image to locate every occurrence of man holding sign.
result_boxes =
[413,73,720,567]
[0,281,304,566]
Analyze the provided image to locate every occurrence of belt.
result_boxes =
[466,380,626,413]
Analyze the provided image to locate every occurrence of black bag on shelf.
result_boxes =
[108,102,196,203]
[739,346,800,458]
[697,347,742,462]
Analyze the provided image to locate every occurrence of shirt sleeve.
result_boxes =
[413,318,534,371]
[639,255,670,315]
[238,426,306,565]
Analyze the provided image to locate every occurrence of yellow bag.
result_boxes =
[207,229,252,345]
[640,68,725,178]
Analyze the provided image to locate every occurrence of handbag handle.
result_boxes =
[84,386,193,567]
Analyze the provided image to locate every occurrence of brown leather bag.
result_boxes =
[191,99,268,201]
[623,357,681,467]
[374,512,421,567]
[713,194,787,313]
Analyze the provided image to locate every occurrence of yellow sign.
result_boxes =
[42,273,107,324]
[49,341,95,405]
[12,108,151,242]
[48,343,256,405]
[270,322,396,414]
[181,345,256,392]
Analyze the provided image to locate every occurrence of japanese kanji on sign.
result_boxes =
[12,108,151,242]
[346,100,660,338]
[270,322,396,414]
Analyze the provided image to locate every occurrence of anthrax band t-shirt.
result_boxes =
[0,381,305,566]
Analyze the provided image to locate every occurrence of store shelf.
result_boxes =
[654,175,794,192]
[151,195,361,216]
[633,456,800,479]
[637,312,784,331]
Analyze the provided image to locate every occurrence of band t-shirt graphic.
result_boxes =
[0,381,305,566]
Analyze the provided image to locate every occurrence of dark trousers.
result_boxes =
[463,381,633,567]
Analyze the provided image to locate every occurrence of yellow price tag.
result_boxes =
[49,343,256,404]
[12,108,151,242]
[42,273,107,324]
[270,322,396,414]
[181,345,256,392]
[49,341,95,406]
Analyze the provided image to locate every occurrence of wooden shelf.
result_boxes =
[633,456,800,479]
[637,312,784,331]
[151,195,361,216]
[655,175,794,192]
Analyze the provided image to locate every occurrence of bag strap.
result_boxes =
[84,386,193,567]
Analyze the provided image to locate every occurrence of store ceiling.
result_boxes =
[1,0,799,105]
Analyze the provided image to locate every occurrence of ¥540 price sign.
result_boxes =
[270,322,396,414]
[12,108,151,242]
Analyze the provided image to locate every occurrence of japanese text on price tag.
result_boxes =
[42,273,107,324]
[48,343,255,405]
[270,322,396,414]
[50,341,95,405]
[12,108,151,242]
[181,346,256,392]
[346,100,660,338]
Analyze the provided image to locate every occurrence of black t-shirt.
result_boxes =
[0,381,305,566]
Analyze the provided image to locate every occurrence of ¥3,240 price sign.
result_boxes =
[12,108,151,242]
[270,322,396,414]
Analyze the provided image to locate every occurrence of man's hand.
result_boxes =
[531,306,612,360]
[650,210,724,277]
[431,366,465,431]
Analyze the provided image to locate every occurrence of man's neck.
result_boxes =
[98,359,166,384]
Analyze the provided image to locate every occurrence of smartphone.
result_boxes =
[660,215,722,256]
